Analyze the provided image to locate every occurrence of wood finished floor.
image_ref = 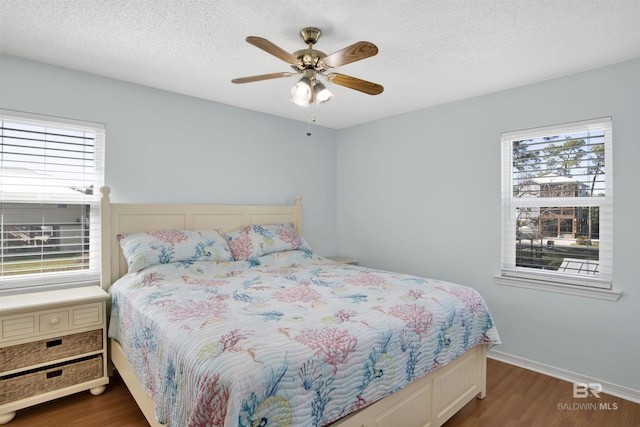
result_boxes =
[6,359,640,427]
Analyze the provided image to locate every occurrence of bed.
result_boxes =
[100,187,500,427]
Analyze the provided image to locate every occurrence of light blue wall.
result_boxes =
[336,59,640,391]
[0,54,338,256]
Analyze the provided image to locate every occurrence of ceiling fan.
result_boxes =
[231,27,383,106]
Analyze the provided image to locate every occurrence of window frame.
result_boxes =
[496,117,619,301]
[0,109,105,295]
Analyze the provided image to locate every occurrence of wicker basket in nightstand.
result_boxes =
[1,355,103,404]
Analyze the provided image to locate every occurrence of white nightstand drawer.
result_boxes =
[39,311,70,332]
[1,317,35,339]
[1,302,103,343]
[72,304,101,326]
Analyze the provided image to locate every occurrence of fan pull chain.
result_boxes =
[307,115,316,136]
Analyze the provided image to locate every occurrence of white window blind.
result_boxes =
[499,117,613,290]
[0,109,105,293]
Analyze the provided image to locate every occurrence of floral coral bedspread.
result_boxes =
[108,250,501,427]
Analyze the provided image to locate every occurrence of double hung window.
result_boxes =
[0,110,105,294]
[498,117,615,298]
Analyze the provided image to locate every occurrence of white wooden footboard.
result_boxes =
[110,338,487,427]
[331,344,487,427]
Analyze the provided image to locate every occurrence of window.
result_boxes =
[497,117,616,299]
[0,110,105,294]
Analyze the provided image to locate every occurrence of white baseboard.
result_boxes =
[488,349,640,404]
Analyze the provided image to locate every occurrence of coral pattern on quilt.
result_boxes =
[108,250,501,427]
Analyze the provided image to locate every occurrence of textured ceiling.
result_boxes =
[1,0,639,129]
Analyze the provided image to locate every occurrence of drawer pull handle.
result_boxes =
[47,370,63,379]
[50,317,59,325]
[46,339,63,348]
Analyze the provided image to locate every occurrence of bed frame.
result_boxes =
[100,186,487,427]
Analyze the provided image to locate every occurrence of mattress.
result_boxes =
[108,250,500,427]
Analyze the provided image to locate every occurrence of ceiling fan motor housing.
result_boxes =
[292,48,327,70]
[292,27,327,71]
[300,27,321,45]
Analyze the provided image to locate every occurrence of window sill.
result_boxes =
[494,274,621,301]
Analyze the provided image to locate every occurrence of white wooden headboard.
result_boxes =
[99,186,302,289]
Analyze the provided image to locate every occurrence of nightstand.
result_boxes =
[0,286,109,424]
[326,256,358,265]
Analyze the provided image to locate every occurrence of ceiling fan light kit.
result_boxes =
[232,27,383,107]
[313,81,333,104]
[290,69,334,107]
[290,75,313,106]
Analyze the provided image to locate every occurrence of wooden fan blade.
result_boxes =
[320,41,378,68]
[326,73,384,95]
[246,36,300,66]
[231,72,295,84]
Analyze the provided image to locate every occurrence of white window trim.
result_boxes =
[0,109,105,295]
[496,117,617,301]
[494,274,620,301]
